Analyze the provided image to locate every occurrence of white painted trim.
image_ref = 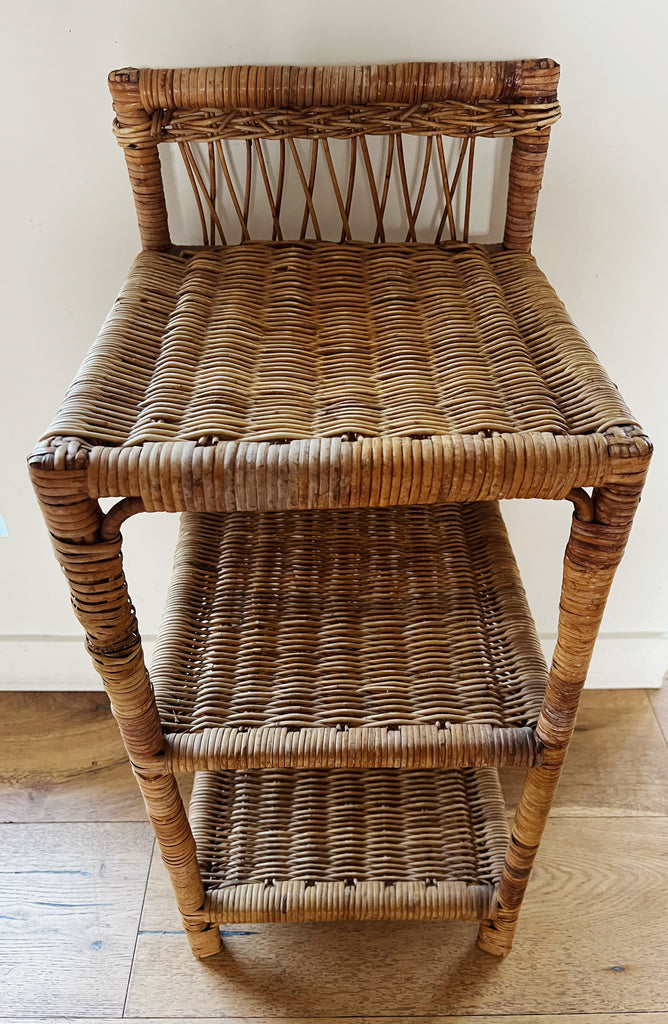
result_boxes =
[0,634,664,691]
[538,634,667,689]
[0,637,156,691]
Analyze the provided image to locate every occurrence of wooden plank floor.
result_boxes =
[1,689,667,1022]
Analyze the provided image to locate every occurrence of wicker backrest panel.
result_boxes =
[165,134,486,245]
[109,60,560,250]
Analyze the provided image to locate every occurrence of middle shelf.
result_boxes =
[151,501,548,772]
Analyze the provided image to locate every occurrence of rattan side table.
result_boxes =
[29,59,651,960]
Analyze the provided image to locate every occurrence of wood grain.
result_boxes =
[0,822,153,1017]
[1,690,667,1018]
[128,817,668,1018]
[500,689,668,816]
[3,690,664,824]
[0,692,145,822]
[9,1016,668,1024]
[648,685,668,746]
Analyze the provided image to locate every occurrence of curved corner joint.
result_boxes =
[100,497,146,540]
[566,487,594,522]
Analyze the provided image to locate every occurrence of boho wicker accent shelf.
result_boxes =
[30,59,651,961]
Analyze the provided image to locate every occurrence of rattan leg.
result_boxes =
[54,520,221,956]
[29,473,221,958]
[134,767,222,958]
[478,482,644,955]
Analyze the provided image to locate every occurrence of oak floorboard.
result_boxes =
[127,817,668,1019]
[648,685,668,746]
[3,690,666,823]
[500,689,668,815]
[0,822,153,1017]
[2,691,666,1018]
[8,1017,668,1024]
[0,692,145,822]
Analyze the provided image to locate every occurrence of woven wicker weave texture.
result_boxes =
[153,503,546,741]
[189,767,509,922]
[45,243,635,447]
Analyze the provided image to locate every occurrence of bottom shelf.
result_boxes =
[189,768,509,923]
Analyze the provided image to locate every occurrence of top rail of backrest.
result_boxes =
[112,60,559,111]
[108,60,560,251]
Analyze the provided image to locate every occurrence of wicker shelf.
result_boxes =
[189,767,509,923]
[29,58,651,959]
[152,501,548,771]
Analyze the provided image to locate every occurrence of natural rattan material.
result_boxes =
[44,242,636,447]
[135,60,560,112]
[153,502,546,769]
[28,59,652,960]
[76,428,645,514]
[109,60,558,253]
[129,100,560,145]
[171,133,484,246]
[189,767,509,922]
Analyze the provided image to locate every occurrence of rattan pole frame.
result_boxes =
[29,458,221,957]
[110,70,171,251]
[28,57,653,959]
[29,444,651,955]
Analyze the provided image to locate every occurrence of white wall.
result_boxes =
[2,0,666,686]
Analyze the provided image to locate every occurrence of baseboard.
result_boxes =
[0,634,665,691]
[0,637,156,691]
[537,634,667,689]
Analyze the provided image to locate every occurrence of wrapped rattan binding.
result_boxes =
[131,59,560,112]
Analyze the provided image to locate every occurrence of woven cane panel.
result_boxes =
[190,767,508,922]
[45,242,636,447]
[152,502,546,736]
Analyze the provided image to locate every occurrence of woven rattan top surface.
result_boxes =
[46,241,636,447]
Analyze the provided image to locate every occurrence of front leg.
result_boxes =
[29,441,221,957]
[478,481,645,955]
